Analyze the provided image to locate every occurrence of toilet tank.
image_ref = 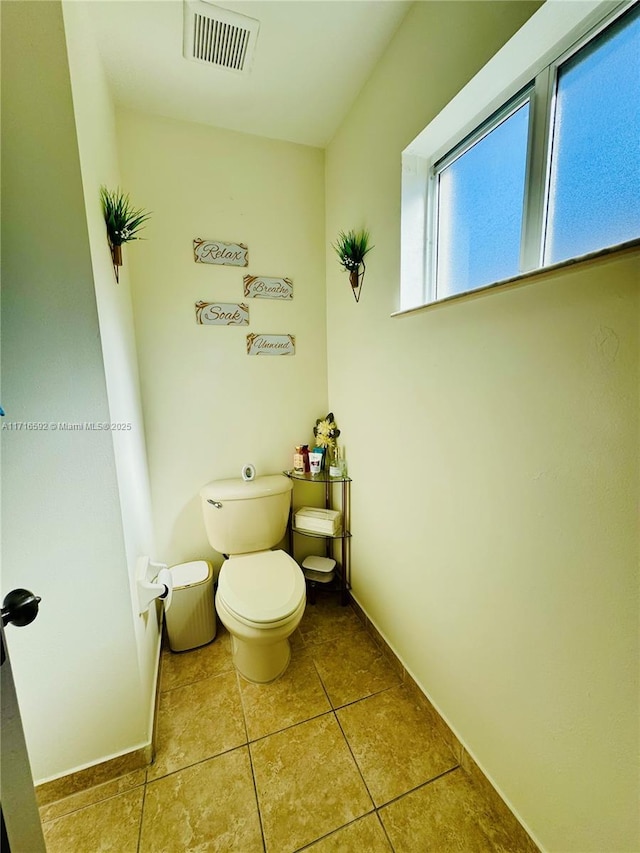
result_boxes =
[200,474,293,555]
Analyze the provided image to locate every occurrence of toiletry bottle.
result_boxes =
[301,445,310,473]
[339,447,347,477]
[294,446,304,473]
[329,445,342,478]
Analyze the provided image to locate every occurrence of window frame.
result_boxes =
[430,85,534,301]
[399,0,637,312]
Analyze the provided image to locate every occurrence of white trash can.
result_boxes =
[165,560,216,652]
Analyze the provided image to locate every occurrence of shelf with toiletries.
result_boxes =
[284,469,351,606]
[289,526,352,540]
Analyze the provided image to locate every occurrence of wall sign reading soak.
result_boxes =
[195,301,249,326]
[244,275,293,300]
[246,333,295,356]
[193,238,248,267]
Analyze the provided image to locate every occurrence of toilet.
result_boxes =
[199,474,305,683]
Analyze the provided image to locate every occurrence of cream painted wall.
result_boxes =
[1,1,150,781]
[62,1,159,738]
[116,111,327,570]
[325,2,639,852]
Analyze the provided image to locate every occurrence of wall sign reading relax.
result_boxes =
[195,302,249,326]
[243,275,293,300]
[246,334,295,356]
[193,238,248,267]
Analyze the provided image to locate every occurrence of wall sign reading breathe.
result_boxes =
[193,238,248,267]
[244,275,293,300]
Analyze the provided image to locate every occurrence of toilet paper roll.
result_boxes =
[242,463,256,481]
[157,568,173,611]
[138,568,173,614]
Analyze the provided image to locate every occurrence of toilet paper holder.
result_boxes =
[137,556,173,614]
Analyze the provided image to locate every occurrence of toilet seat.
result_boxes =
[217,550,305,626]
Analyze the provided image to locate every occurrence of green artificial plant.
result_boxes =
[332,229,373,301]
[100,186,151,280]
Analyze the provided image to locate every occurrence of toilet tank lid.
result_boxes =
[200,474,292,501]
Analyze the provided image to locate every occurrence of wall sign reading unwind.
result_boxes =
[244,275,293,300]
[195,302,249,326]
[246,334,295,356]
[193,238,248,267]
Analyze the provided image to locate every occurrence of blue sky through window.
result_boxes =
[545,4,640,264]
[436,102,530,298]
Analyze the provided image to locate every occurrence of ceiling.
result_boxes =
[83,0,411,148]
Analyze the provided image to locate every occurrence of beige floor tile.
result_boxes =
[39,770,146,822]
[305,813,393,852]
[250,713,374,853]
[299,597,362,646]
[379,767,539,852]
[148,670,246,780]
[42,786,144,853]
[311,628,402,707]
[44,596,536,853]
[160,627,233,691]
[337,684,457,806]
[140,747,263,853]
[239,647,331,740]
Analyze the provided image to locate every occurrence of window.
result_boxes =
[400,0,640,311]
[545,6,640,264]
[434,95,530,298]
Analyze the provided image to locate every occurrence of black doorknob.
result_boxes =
[2,589,41,628]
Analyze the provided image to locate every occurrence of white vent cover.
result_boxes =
[183,1,259,74]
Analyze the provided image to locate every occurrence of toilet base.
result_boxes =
[231,634,291,683]
[215,591,305,683]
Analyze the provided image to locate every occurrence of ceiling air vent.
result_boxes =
[183,1,259,74]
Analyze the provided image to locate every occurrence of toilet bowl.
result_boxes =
[215,549,306,682]
[200,472,305,683]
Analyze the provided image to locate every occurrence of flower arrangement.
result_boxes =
[313,412,340,449]
[332,228,373,301]
[100,186,151,279]
[100,186,151,247]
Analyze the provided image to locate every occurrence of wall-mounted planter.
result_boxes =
[100,186,151,284]
[333,228,373,303]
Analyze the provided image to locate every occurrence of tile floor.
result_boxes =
[40,596,537,852]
